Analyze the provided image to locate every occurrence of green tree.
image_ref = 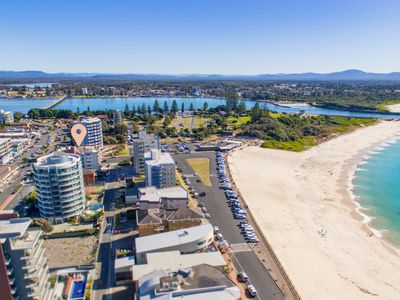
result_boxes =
[203,102,208,111]
[181,102,185,113]
[13,111,24,122]
[114,124,128,135]
[251,101,261,121]
[171,100,178,114]
[124,104,130,116]
[131,104,137,115]
[140,103,147,116]
[189,103,194,111]
[163,101,169,113]
[237,101,246,114]
[153,100,160,113]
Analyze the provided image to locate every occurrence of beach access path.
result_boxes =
[228,120,400,300]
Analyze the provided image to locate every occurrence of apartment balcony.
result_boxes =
[11,286,17,295]
[7,267,13,276]
[8,276,15,286]
[5,256,11,265]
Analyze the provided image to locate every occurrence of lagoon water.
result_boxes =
[353,138,400,246]
[0,98,54,113]
[2,96,400,119]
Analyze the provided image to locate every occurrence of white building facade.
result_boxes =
[80,146,100,171]
[79,117,103,149]
[0,138,13,164]
[0,217,54,300]
[144,150,176,188]
[0,110,14,124]
[33,152,86,223]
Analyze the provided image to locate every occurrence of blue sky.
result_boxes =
[1,0,399,74]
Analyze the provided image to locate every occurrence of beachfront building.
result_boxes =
[113,110,123,125]
[0,138,13,164]
[132,131,160,174]
[135,224,214,263]
[0,216,54,300]
[80,146,101,171]
[33,152,86,223]
[136,185,188,210]
[137,207,205,236]
[0,110,14,124]
[135,262,240,300]
[144,150,176,189]
[78,117,103,149]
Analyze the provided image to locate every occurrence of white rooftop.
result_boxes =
[146,151,175,166]
[132,250,226,281]
[138,186,188,203]
[0,218,31,238]
[136,224,213,254]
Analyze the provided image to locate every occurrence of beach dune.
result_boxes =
[228,121,400,300]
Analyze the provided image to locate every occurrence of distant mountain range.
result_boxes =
[1,69,400,81]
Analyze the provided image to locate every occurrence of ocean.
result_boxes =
[352,136,400,248]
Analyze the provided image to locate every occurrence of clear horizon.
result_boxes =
[1,0,400,74]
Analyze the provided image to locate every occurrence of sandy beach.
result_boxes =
[387,103,400,112]
[228,121,400,300]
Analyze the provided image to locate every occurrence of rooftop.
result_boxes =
[146,151,175,167]
[35,151,80,168]
[136,224,213,254]
[138,207,204,226]
[0,217,31,239]
[139,264,240,300]
[132,250,226,281]
[138,186,188,203]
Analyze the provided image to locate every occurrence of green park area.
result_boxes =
[186,158,212,186]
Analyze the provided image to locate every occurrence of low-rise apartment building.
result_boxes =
[137,207,204,236]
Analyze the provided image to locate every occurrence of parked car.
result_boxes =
[247,285,258,298]
[216,233,224,241]
[237,271,249,283]
[204,213,211,219]
[199,192,206,197]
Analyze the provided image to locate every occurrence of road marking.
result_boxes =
[231,243,252,253]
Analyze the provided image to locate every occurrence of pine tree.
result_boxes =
[171,100,178,114]
[153,99,160,113]
[189,103,194,111]
[163,101,169,113]
[181,102,185,113]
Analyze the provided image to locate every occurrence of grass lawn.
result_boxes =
[171,116,192,129]
[261,136,317,152]
[375,100,400,111]
[193,116,209,128]
[186,158,212,186]
[227,115,251,127]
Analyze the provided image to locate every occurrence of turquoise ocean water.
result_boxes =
[353,137,400,247]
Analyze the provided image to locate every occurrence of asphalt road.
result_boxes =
[93,168,118,300]
[173,152,284,300]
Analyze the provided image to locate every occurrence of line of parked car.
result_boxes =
[216,151,259,244]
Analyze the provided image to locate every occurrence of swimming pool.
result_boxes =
[70,275,87,299]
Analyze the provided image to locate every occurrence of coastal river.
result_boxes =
[2,96,400,119]
[353,137,400,246]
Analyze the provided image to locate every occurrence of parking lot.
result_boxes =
[173,152,284,300]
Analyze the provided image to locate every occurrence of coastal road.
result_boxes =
[173,152,284,300]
